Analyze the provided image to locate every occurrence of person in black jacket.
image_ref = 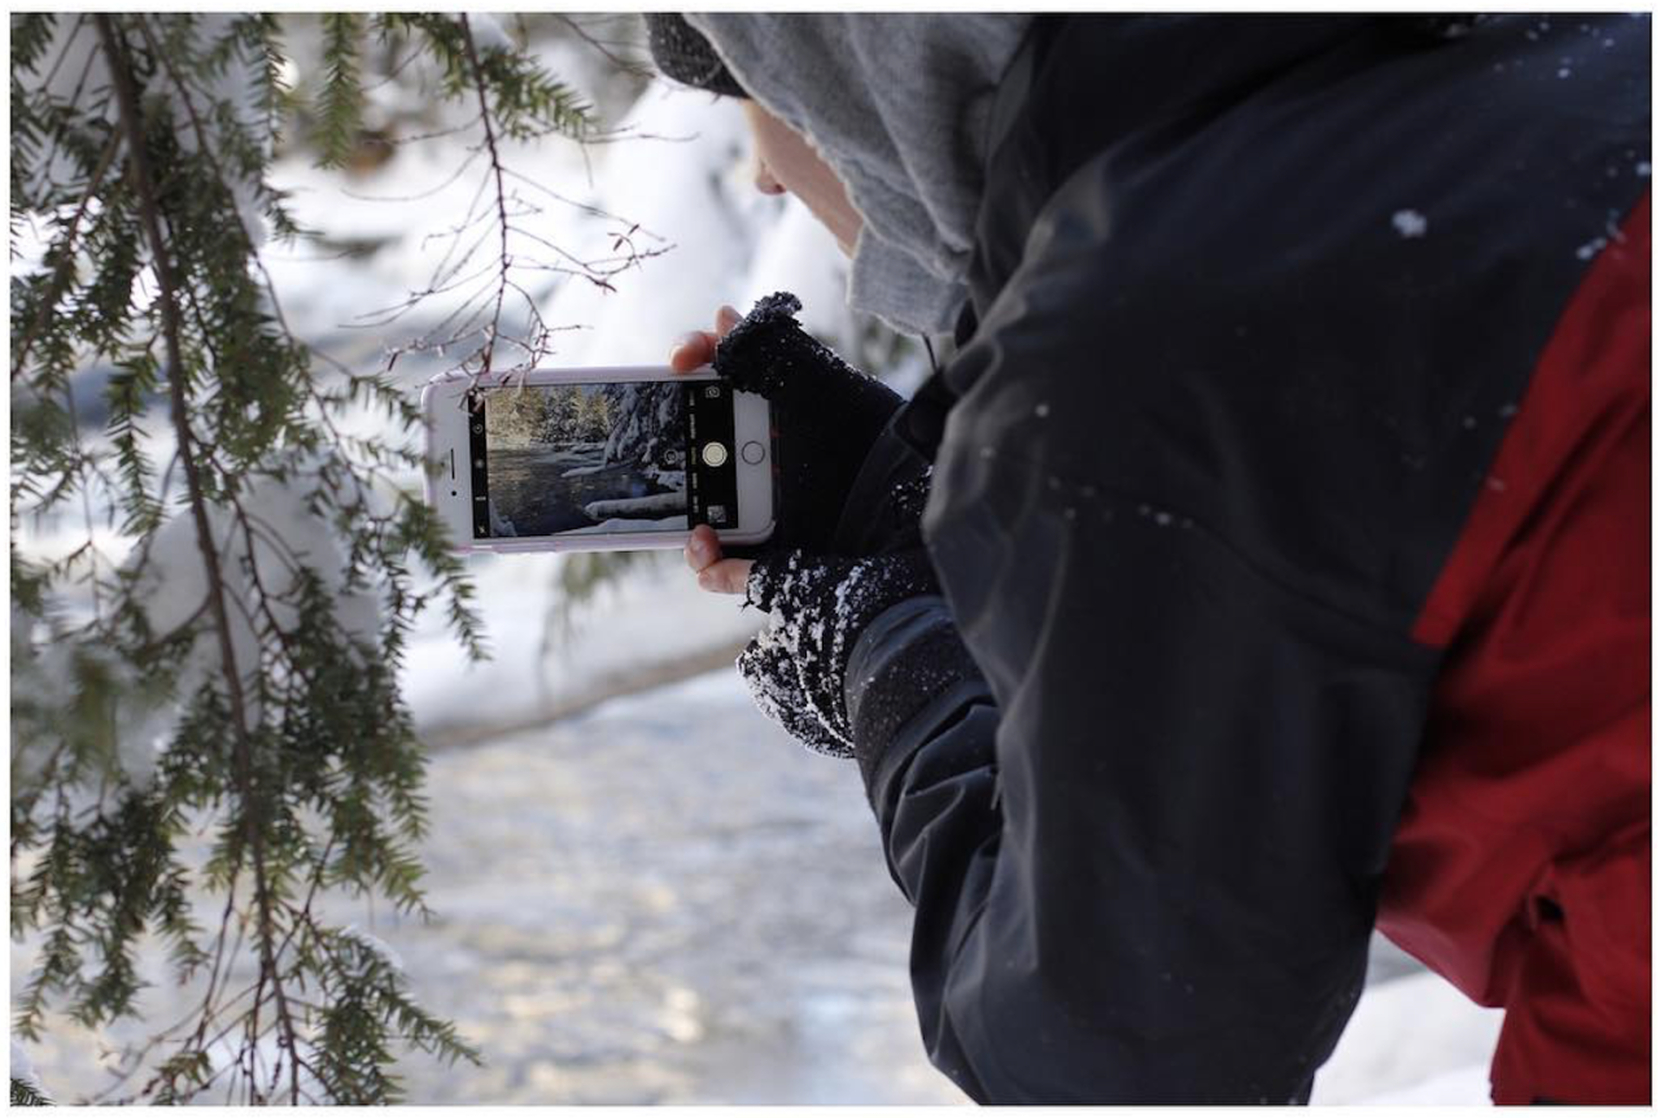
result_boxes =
[651,15,1651,1105]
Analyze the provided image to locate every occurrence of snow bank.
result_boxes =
[1310,968,1501,1103]
[582,493,685,519]
[403,553,761,741]
[566,516,690,534]
[16,15,272,244]
[10,1037,50,1102]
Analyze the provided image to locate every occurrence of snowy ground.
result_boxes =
[13,667,1501,1105]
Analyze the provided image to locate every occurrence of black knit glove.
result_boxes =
[738,548,939,756]
[715,293,942,754]
[713,292,904,555]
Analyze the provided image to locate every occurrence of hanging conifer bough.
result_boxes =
[11,13,596,1104]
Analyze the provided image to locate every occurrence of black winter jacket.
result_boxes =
[839,15,1650,1105]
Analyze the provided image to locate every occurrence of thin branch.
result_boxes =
[553,14,656,80]
[25,15,103,193]
[33,14,91,91]
[139,17,421,533]
[460,13,512,374]
[338,144,480,202]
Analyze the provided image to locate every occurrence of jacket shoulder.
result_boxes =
[949,14,1650,631]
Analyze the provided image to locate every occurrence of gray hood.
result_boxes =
[687,14,1034,335]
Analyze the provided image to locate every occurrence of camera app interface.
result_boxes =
[473,382,690,538]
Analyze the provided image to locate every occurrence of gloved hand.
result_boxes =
[737,548,939,756]
[711,292,905,555]
[672,293,943,755]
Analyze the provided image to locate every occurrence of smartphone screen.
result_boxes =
[466,380,739,540]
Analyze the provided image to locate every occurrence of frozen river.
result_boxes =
[12,669,1499,1105]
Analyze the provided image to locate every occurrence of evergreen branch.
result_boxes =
[382,12,593,141]
[10,1076,53,1106]
[10,132,122,382]
[10,13,64,77]
[32,14,88,89]
[96,14,300,1103]
[142,12,453,600]
[14,11,596,1101]
[134,15,311,482]
[314,14,365,169]
[98,14,251,742]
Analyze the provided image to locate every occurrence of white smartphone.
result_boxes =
[422,366,775,554]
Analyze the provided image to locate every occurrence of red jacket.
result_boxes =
[1379,197,1651,1106]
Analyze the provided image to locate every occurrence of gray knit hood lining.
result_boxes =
[687,14,1034,336]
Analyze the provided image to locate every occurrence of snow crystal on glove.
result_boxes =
[736,549,937,756]
[714,292,864,400]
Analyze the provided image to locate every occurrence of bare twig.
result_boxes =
[553,14,656,80]
[459,14,511,375]
[338,143,481,202]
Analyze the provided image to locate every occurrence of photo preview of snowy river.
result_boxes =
[487,445,685,537]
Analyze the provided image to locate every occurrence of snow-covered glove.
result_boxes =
[713,292,905,555]
[738,548,939,756]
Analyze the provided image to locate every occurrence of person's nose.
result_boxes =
[752,156,787,196]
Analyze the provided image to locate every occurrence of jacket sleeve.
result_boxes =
[843,598,1003,1098]
[844,457,1439,1103]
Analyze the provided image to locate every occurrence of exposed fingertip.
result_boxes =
[669,338,705,371]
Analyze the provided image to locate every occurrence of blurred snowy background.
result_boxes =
[11,14,1502,1104]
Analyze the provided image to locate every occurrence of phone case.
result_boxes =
[422,367,775,555]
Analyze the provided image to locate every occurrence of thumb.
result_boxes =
[696,557,754,596]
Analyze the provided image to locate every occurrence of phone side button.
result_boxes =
[741,441,765,465]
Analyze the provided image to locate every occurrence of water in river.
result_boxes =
[488,447,682,536]
[10,672,962,1105]
[10,671,1488,1104]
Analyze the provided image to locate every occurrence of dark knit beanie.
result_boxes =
[644,14,748,98]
